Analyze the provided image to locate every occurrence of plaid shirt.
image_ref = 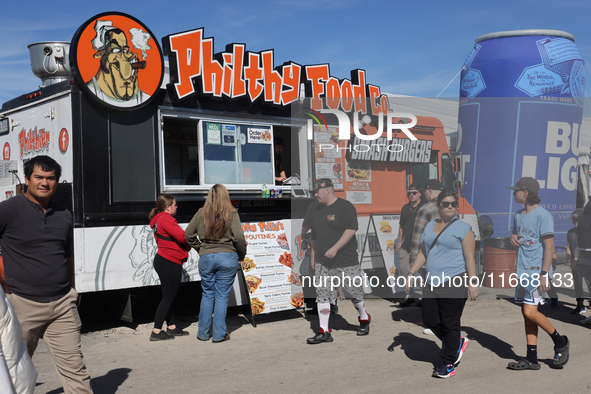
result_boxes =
[409,200,439,263]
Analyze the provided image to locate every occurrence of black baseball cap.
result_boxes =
[311,178,334,192]
[507,177,540,194]
[408,182,421,192]
[424,179,444,191]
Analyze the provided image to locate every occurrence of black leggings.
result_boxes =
[154,254,183,329]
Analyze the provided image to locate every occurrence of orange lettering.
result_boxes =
[229,44,246,98]
[222,53,233,98]
[352,69,367,114]
[295,234,304,259]
[202,38,223,97]
[381,95,389,113]
[262,51,282,105]
[245,53,263,102]
[167,29,202,99]
[341,80,354,112]
[326,77,340,110]
[305,65,329,110]
[281,63,301,105]
[368,85,382,115]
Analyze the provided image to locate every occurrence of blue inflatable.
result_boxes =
[458,30,585,243]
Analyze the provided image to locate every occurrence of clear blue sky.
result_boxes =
[1,0,590,109]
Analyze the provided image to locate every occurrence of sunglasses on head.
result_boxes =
[407,191,419,196]
[440,201,458,208]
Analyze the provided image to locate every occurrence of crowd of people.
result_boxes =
[0,155,247,393]
[302,176,576,379]
[0,154,584,391]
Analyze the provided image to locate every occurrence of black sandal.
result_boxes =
[553,336,570,367]
[507,359,541,370]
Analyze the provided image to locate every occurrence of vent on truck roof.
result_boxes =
[27,42,71,87]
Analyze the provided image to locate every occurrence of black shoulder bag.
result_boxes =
[427,218,458,255]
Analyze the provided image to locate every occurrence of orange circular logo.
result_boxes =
[2,143,9,160]
[69,12,163,111]
[59,128,69,152]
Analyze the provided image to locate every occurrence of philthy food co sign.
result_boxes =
[68,12,391,115]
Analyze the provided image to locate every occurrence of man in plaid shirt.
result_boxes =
[408,179,445,278]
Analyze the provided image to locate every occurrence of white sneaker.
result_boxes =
[423,328,435,335]
[580,316,591,325]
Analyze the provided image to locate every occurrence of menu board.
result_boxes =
[241,220,304,316]
[364,214,406,294]
[373,214,399,272]
[313,125,344,189]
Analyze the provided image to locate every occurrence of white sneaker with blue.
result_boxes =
[454,337,469,366]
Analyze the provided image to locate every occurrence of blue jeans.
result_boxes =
[197,252,239,341]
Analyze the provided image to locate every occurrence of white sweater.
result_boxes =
[0,288,37,394]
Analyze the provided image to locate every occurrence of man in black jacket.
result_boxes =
[577,201,591,324]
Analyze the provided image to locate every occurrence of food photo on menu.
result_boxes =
[314,145,325,159]
[330,131,339,143]
[251,297,265,315]
[276,233,289,250]
[242,256,256,272]
[333,163,342,178]
[289,292,304,308]
[386,240,395,251]
[245,275,263,294]
[346,161,371,181]
[287,271,301,286]
[278,251,293,268]
[380,221,392,233]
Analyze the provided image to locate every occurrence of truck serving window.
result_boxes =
[160,113,281,191]
[202,122,273,185]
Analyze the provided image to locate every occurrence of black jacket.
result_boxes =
[577,200,591,249]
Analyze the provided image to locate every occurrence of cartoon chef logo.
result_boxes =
[70,12,163,111]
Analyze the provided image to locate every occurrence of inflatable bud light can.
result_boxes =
[457,30,585,242]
